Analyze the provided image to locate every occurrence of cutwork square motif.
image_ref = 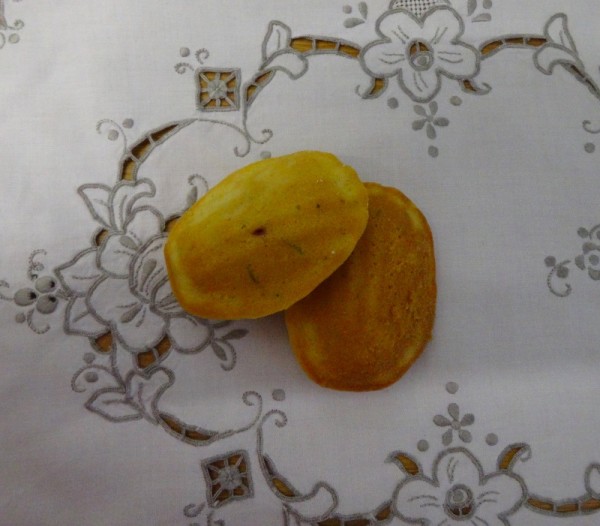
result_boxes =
[196,68,241,111]
[201,450,253,507]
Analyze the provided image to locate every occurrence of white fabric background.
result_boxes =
[1,1,600,524]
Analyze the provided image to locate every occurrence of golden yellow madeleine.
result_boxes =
[165,151,369,319]
[285,182,436,391]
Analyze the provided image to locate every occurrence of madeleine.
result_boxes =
[165,151,369,319]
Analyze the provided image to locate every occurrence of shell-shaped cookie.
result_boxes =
[285,182,436,391]
[165,151,369,319]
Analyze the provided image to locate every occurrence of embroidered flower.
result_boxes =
[197,69,241,111]
[202,450,254,508]
[360,6,479,102]
[575,242,600,280]
[56,179,212,353]
[412,101,449,139]
[89,233,211,353]
[434,403,474,445]
[394,448,526,525]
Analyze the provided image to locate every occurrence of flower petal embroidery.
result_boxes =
[131,236,169,300]
[64,296,108,337]
[114,305,166,351]
[434,448,482,489]
[394,477,446,523]
[263,50,309,80]
[421,7,464,45]
[544,13,577,52]
[533,43,582,75]
[361,41,408,78]
[87,276,166,351]
[377,10,422,44]
[434,42,479,78]
[97,234,138,278]
[398,67,440,102]
[167,315,213,353]
[123,207,164,247]
[110,179,156,231]
[475,472,526,519]
[125,368,174,424]
[55,248,103,296]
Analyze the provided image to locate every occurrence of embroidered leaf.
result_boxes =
[64,297,107,337]
[585,464,600,497]
[126,368,174,424]
[344,17,365,28]
[212,340,237,371]
[434,117,449,127]
[111,179,156,231]
[158,413,219,444]
[556,266,569,279]
[285,483,337,522]
[533,44,582,75]
[262,21,292,62]
[412,120,426,131]
[222,329,248,340]
[78,185,112,228]
[387,451,422,476]
[467,0,477,16]
[359,2,368,19]
[86,389,143,422]
[263,51,309,80]
[575,255,586,270]
[212,341,228,361]
[544,13,577,52]
[544,256,557,267]
[497,443,531,471]
[55,249,102,296]
[472,13,491,22]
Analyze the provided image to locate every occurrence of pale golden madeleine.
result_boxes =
[165,151,369,319]
[285,182,436,391]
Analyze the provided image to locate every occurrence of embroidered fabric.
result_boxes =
[2,1,600,524]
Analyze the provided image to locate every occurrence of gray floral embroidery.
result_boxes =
[184,382,600,524]
[466,0,493,23]
[545,223,600,297]
[0,250,67,333]
[202,450,254,508]
[434,402,474,445]
[360,6,480,103]
[196,68,241,112]
[342,1,368,29]
[412,101,449,139]
[393,447,526,525]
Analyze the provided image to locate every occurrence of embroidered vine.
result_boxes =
[182,382,600,525]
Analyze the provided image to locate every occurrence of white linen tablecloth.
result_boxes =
[2,1,600,524]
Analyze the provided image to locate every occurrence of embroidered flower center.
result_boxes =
[408,39,434,71]
[444,484,475,520]
[216,466,243,491]
[206,78,229,100]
